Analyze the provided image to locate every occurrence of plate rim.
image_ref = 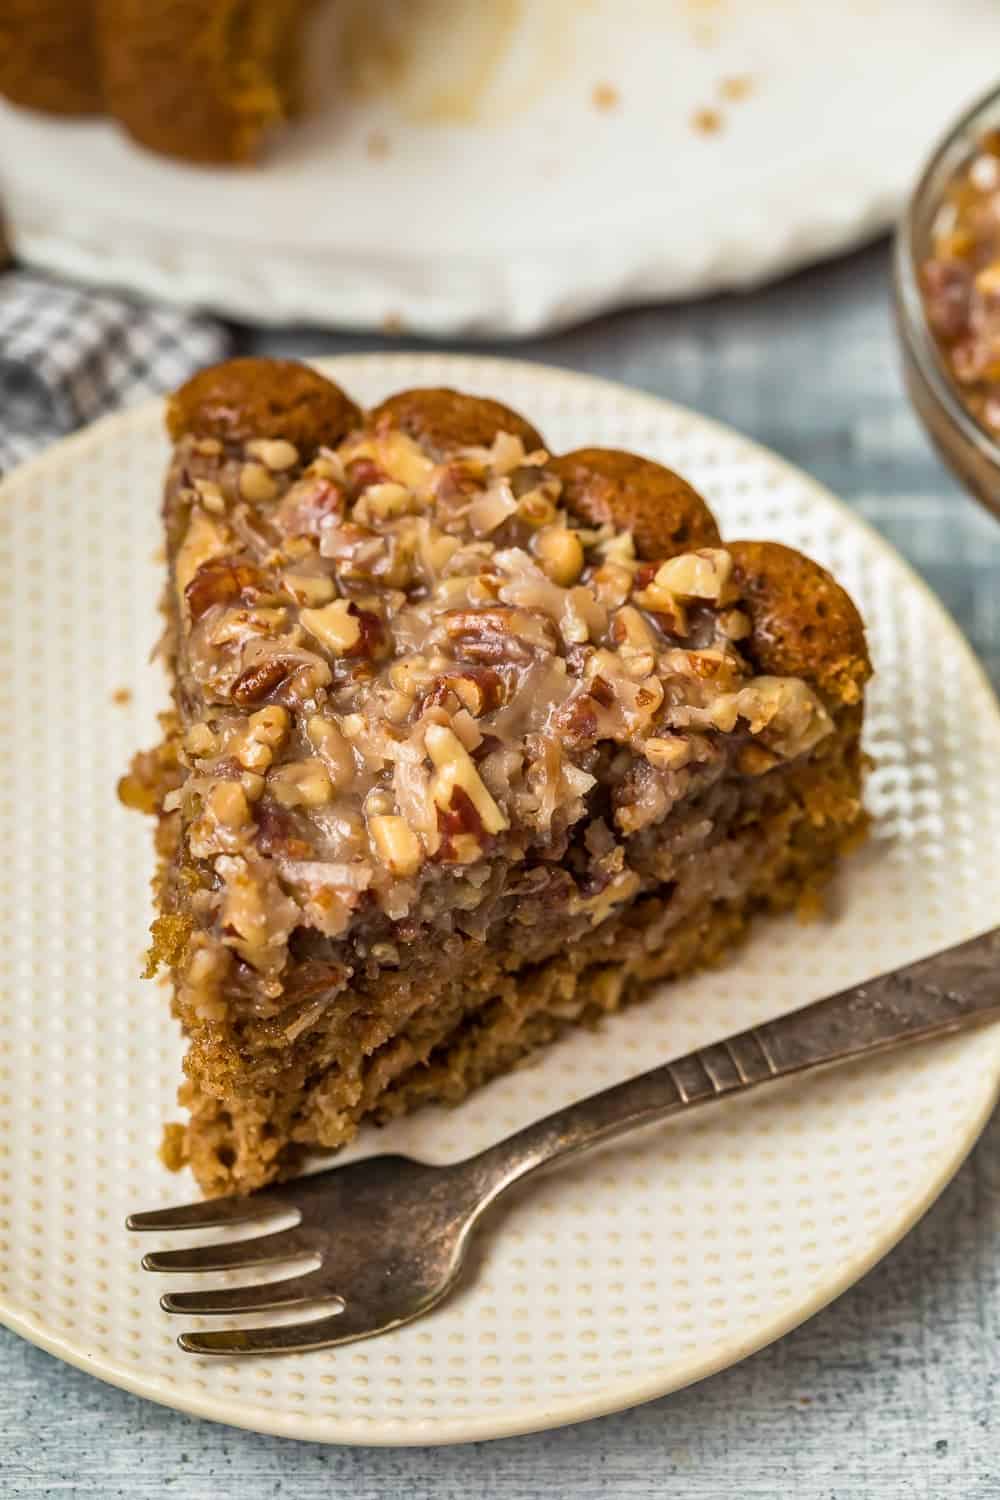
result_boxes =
[3,179,894,335]
[2,351,999,1446]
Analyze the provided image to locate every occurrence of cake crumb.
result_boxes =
[692,106,723,136]
[112,686,132,706]
[719,75,754,102]
[381,311,405,335]
[366,130,391,160]
[160,1121,188,1172]
[592,82,620,114]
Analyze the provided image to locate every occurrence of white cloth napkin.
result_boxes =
[0,270,230,474]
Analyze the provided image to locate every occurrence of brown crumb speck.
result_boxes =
[366,130,390,160]
[720,75,754,102]
[160,1121,188,1172]
[591,82,619,114]
[381,311,405,336]
[112,686,132,706]
[692,107,723,136]
[143,912,192,979]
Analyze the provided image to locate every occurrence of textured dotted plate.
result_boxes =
[0,355,998,1446]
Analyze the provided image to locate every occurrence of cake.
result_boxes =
[0,0,314,164]
[121,357,871,1196]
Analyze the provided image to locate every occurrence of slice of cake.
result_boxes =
[123,358,870,1195]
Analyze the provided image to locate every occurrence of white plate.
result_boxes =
[2,2,999,334]
[0,354,998,1446]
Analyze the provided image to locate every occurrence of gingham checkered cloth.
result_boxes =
[0,270,230,474]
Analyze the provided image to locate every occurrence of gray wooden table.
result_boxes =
[5,241,1000,1499]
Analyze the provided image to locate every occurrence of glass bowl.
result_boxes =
[894,80,1000,520]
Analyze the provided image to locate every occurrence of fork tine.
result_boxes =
[160,1271,332,1316]
[127,1193,290,1234]
[176,1302,392,1356]
[141,1226,317,1274]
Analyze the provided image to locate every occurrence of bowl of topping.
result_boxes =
[895,81,1000,518]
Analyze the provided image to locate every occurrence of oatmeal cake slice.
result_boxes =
[123,358,870,1195]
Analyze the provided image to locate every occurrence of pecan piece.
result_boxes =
[352,606,389,660]
[185,556,264,622]
[435,785,486,864]
[443,607,557,664]
[276,475,345,538]
[423,667,506,717]
[345,457,387,499]
[653,548,734,603]
[231,656,293,705]
[253,798,313,860]
[425,722,508,841]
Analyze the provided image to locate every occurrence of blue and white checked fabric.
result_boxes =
[0,270,230,474]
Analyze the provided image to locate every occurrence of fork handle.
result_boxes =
[463,927,1000,1208]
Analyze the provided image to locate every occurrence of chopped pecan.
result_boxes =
[646,602,688,638]
[437,459,486,505]
[423,667,506,716]
[246,438,299,472]
[281,571,335,607]
[319,521,386,578]
[683,649,728,680]
[239,461,277,504]
[654,548,734,603]
[254,798,313,860]
[301,598,361,655]
[276,475,345,537]
[425,722,509,837]
[208,781,250,830]
[563,643,589,676]
[369,814,424,876]
[199,755,244,781]
[301,598,389,662]
[185,556,264,622]
[352,605,389,660]
[231,656,293,705]
[643,736,691,771]
[609,604,658,654]
[534,525,584,586]
[345,457,386,499]
[435,784,486,863]
[553,695,599,742]
[268,758,334,808]
[443,607,557,663]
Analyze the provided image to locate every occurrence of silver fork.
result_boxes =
[129,927,1000,1356]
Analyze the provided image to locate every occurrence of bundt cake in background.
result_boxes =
[0,0,102,116]
[0,0,316,163]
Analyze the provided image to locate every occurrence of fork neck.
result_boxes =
[455,1066,687,1214]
